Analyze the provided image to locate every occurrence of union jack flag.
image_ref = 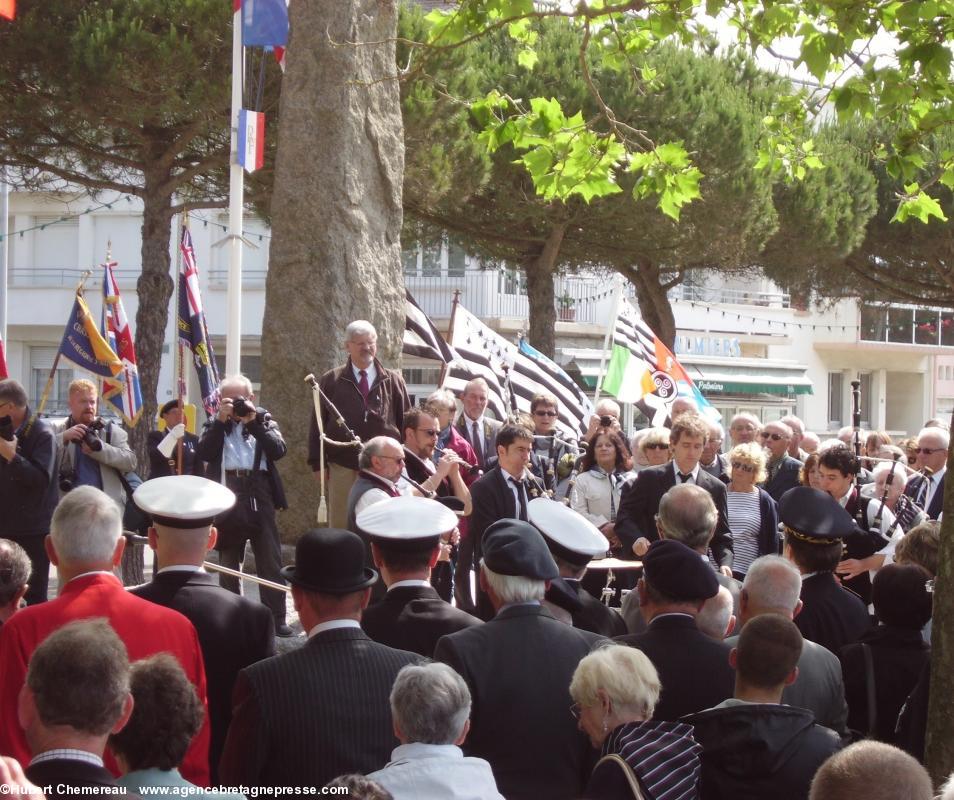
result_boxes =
[100,261,143,425]
[178,228,220,414]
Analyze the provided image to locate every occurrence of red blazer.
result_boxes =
[0,573,211,786]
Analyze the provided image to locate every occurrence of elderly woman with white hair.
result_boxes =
[632,427,671,471]
[367,663,504,800]
[570,644,701,800]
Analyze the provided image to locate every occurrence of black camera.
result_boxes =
[599,415,614,427]
[0,415,14,442]
[231,397,256,417]
[82,418,106,451]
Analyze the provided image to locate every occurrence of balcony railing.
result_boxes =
[860,303,954,348]
[8,267,141,288]
[671,284,791,308]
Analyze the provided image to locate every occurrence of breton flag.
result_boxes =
[178,228,221,414]
[100,262,143,426]
[238,109,265,173]
[442,303,593,438]
[57,292,125,380]
[600,297,718,425]
[402,290,459,364]
[0,0,14,21]
[0,331,7,379]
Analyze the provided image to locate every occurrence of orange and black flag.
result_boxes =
[0,0,14,21]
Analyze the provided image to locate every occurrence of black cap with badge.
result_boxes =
[482,519,559,581]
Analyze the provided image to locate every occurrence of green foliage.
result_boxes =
[419,0,954,222]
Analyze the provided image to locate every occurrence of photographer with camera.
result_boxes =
[196,374,291,636]
[0,379,58,605]
[53,378,137,511]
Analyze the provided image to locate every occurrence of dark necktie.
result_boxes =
[358,369,370,403]
[918,476,931,507]
[678,471,691,483]
[509,476,528,521]
[471,421,484,465]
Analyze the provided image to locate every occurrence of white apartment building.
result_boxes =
[3,188,949,436]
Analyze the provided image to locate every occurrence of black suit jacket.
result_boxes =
[147,430,204,478]
[795,572,871,656]
[131,570,275,783]
[455,415,502,471]
[615,463,734,569]
[219,626,418,787]
[435,605,604,800]
[762,455,803,502]
[904,472,945,520]
[361,583,483,657]
[614,614,735,721]
[26,758,120,798]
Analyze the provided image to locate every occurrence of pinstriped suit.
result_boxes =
[219,627,419,787]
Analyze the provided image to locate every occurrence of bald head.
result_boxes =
[657,484,718,553]
[809,742,932,800]
[740,555,802,626]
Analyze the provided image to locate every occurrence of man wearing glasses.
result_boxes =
[904,426,949,520]
[529,392,578,498]
[759,421,803,502]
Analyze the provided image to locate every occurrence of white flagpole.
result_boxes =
[225,4,245,376]
[593,275,625,404]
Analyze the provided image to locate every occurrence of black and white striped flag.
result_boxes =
[403,289,459,363]
[441,303,593,438]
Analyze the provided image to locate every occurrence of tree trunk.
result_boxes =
[926,412,954,784]
[132,180,175,475]
[626,261,677,349]
[260,0,404,540]
[524,221,567,358]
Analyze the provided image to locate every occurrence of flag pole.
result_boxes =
[225,2,245,376]
[593,275,625,405]
[438,289,461,387]
[175,215,186,476]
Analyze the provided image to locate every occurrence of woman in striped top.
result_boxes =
[571,645,701,800]
[726,442,779,579]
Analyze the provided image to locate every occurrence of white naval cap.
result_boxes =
[356,495,458,551]
[527,497,608,567]
[133,475,236,529]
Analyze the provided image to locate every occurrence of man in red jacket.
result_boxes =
[0,486,211,786]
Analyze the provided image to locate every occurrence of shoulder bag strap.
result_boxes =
[594,754,646,800]
[862,642,878,737]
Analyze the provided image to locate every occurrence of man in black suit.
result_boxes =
[616,413,734,572]
[219,528,419,788]
[358,495,482,656]
[435,519,604,800]
[147,400,204,477]
[21,619,133,797]
[528,497,627,637]
[466,423,548,618]
[904,426,948,520]
[780,487,871,656]
[130,474,276,784]
[760,420,803,502]
[455,377,502,471]
[614,539,735,720]
[729,554,849,738]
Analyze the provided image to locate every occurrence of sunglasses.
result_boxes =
[645,443,669,450]
[731,461,756,472]
[379,455,405,463]
[915,447,945,455]
[534,410,558,417]
[760,432,786,441]
[417,428,439,437]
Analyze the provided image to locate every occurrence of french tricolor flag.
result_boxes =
[238,109,265,173]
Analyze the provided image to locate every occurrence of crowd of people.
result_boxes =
[0,318,950,799]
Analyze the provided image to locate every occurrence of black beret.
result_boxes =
[482,519,558,580]
[642,539,719,601]
[159,399,182,417]
[778,486,856,544]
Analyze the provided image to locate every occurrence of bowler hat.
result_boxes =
[280,528,378,594]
